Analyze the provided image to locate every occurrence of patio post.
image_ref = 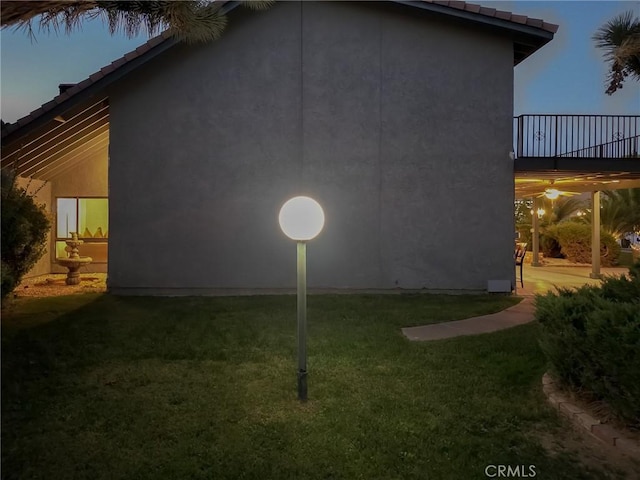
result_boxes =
[590,191,601,279]
[531,196,540,267]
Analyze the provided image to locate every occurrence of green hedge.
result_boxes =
[542,223,620,266]
[536,261,640,427]
[1,169,50,300]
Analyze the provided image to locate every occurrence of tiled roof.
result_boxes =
[1,31,174,138]
[422,0,558,33]
[2,1,558,140]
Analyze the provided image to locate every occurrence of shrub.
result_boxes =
[557,223,620,266]
[1,169,50,300]
[536,261,640,426]
[542,222,620,265]
[600,261,640,302]
[540,225,563,258]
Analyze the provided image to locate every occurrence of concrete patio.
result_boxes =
[516,263,631,297]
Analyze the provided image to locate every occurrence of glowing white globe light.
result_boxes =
[544,188,560,200]
[279,196,325,241]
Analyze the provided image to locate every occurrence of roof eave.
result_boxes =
[393,0,555,65]
[2,0,242,146]
[1,37,177,146]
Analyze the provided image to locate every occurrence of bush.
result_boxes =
[536,261,640,426]
[540,226,563,258]
[1,169,50,300]
[541,222,620,265]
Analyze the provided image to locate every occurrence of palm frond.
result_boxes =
[595,188,640,237]
[593,11,638,53]
[97,1,170,38]
[593,10,640,95]
[164,1,227,44]
[0,0,269,43]
[553,197,585,223]
[241,1,276,11]
[1,1,92,27]
[615,35,640,80]
[1,1,99,39]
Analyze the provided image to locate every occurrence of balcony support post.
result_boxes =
[590,191,601,279]
[532,196,541,267]
[517,116,523,158]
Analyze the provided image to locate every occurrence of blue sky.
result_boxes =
[1,1,638,123]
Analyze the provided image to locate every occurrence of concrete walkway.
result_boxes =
[402,263,630,341]
[402,296,535,341]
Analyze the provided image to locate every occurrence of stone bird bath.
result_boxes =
[56,232,92,285]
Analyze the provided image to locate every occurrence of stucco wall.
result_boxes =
[17,177,52,279]
[50,150,109,274]
[108,2,514,293]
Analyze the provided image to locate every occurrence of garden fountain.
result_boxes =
[56,232,92,285]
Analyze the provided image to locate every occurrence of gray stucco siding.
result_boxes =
[108,4,302,290]
[378,5,514,290]
[107,1,514,293]
[301,3,383,288]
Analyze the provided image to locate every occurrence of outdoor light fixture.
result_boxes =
[544,188,560,200]
[278,196,325,401]
[279,196,325,241]
[537,208,545,218]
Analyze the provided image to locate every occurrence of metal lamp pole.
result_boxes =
[297,241,308,401]
[278,196,324,402]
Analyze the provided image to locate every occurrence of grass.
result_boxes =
[617,249,636,268]
[0,293,623,479]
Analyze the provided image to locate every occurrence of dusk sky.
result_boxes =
[1,1,639,124]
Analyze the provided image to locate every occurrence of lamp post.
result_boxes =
[278,196,325,401]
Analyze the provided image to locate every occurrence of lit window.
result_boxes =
[56,198,108,262]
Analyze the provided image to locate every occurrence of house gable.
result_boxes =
[1,0,556,152]
[0,0,558,292]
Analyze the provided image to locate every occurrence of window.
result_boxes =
[56,197,108,262]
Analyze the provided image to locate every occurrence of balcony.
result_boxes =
[514,114,639,171]
[513,114,640,198]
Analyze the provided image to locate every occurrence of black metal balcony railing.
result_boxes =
[514,114,639,159]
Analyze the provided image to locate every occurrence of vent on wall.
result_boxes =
[487,279,512,293]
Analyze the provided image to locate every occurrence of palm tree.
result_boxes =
[585,189,640,239]
[593,10,640,95]
[549,196,585,224]
[603,188,640,235]
[1,1,273,44]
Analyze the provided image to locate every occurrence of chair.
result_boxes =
[514,242,528,288]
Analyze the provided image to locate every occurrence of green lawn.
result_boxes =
[0,294,622,479]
